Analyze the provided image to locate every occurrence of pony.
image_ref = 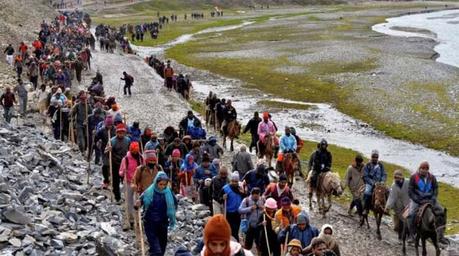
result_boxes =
[222,120,240,151]
[282,152,300,188]
[258,134,275,167]
[360,183,388,240]
[307,171,343,217]
[402,204,441,256]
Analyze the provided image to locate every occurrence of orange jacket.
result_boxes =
[273,205,302,232]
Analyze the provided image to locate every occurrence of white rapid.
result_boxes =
[132,19,459,187]
[372,9,459,68]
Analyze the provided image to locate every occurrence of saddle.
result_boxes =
[401,203,433,226]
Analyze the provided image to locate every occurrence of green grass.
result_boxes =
[257,100,313,110]
[307,58,378,75]
[235,131,459,234]
[190,99,206,115]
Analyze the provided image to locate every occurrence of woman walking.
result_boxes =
[136,171,177,256]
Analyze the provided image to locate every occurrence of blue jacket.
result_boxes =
[409,172,438,204]
[280,134,297,153]
[278,224,319,248]
[222,184,243,213]
[194,164,217,181]
[128,126,141,142]
[145,139,159,150]
[363,162,386,186]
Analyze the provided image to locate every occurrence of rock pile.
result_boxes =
[0,121,211,255]
[0,122,134,255]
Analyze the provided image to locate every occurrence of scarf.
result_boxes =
[142,171,176,228]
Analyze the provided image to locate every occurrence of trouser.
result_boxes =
[16,67,22,79]
[6,55,13,66]
[94,147,101,164]
[393,214,403,239]
[362,184,373,212]
[245,226,260,250]
[123,84,132,95]
[250,134,259,153]
[3,106,13,123]
[53,123,60,140]
[123,180,135,215]
[112,162,121,201]
[165,77,173,90]
[102,164,110,184]
[30,75,38,90]
[212,199,223,215]
[76,125,87,153]
[19,96,27,114]
[350,196,363,215]
[144,221,168,256]
[226,211,241,242]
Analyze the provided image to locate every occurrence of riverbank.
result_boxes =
[164,2,459,158]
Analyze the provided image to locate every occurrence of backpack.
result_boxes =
[129,75,134,84]
[187,127,206,140]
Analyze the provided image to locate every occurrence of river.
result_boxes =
[131,14,459,187]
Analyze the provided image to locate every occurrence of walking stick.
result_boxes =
[123,172,131,229]
[263,214,272,256]
[85,101,91,185]
[283,230,289,256]
[59,107,63,140]
[138,207,146,256]
[224,197,227,218]
[108,129,114,202]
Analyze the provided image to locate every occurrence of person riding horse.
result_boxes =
[257,112,278,157]
[309,139,332,195]
[362,150,386,215]
[221,99,237,135]
[408,161,448,244]
[279,127,297,155]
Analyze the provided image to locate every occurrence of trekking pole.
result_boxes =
[108,129,114,202]
[85,101,91,185]
[283,230,289,256]
[263,214,272,256]
[138,207,146,256]
[123,172,131,229]
[59,107,63,140]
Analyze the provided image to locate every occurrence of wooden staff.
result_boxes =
[85,100,91,185]
[263,214,272,256]
[123,171,131,229]
[108,129,114,202]
[138,207,146,256]
[283,229,289,256]
[59,107,63,140]
[224,196,227,218]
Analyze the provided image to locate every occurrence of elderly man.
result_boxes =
[385,170,410,240]
[232,145,253,179]
[362,150,386,215]
[408,161,447,244]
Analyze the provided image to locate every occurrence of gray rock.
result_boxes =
[0,193,11,205]
[18,187,34,203]
[3,208,31,225]
[9,237,21,247]
[51,239,64,249]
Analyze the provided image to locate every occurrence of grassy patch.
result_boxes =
[307,59,378,75]
[190,99,206,116]
[257,100,313,110]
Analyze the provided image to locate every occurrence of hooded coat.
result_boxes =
[278,211,319,249]
[318,224,341,256]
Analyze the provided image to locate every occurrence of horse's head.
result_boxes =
[327,172,343,196]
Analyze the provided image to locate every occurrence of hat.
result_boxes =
[212,158,220,166]
[264,198,277,209]
[116,123,127,133]
[297,211,309,225]
[277,153,284,162]
[371,149,379,156]
[129,142,140,154]
[230,171,239,181]
[394,169,404,179]
[262,112,269,119]
[288,239,302,249]
[182,135,192,141]
[320,139,328,146]
[172,149,181,158]
[279,174,288,182]
[104,115,113,126]
[204,214,231,246]
[144,150,157,163]
[56,88,62,93]
[281,197,291,206]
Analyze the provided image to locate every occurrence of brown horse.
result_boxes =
[258,134,274,167]
[223,120,240,151]
[307,171,343,217]
[360,183,387,240]
[283,153,300,188]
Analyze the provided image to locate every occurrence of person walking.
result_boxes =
[343,154,365,215]
[0,87,16,123]
[136,171,177,256]
[14,79,28,115]
[385,170,410,240]
[210,166,229,215]
[221,171,245,241]
[238,187,265,251]
[95,115,115,189]
[121,71,134,96]
[4,44,15,66]
[133,150,162,194]
[258,198,281,256]
[231,145,254,179]
[71,93,92,153]
[243,112,261,153]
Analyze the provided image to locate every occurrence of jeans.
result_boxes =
[123,84,131,95]
[144,221,168,256]
[19,96,27,114]
[3,106,13,123]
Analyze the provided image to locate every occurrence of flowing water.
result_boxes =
[132,17,459,187]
